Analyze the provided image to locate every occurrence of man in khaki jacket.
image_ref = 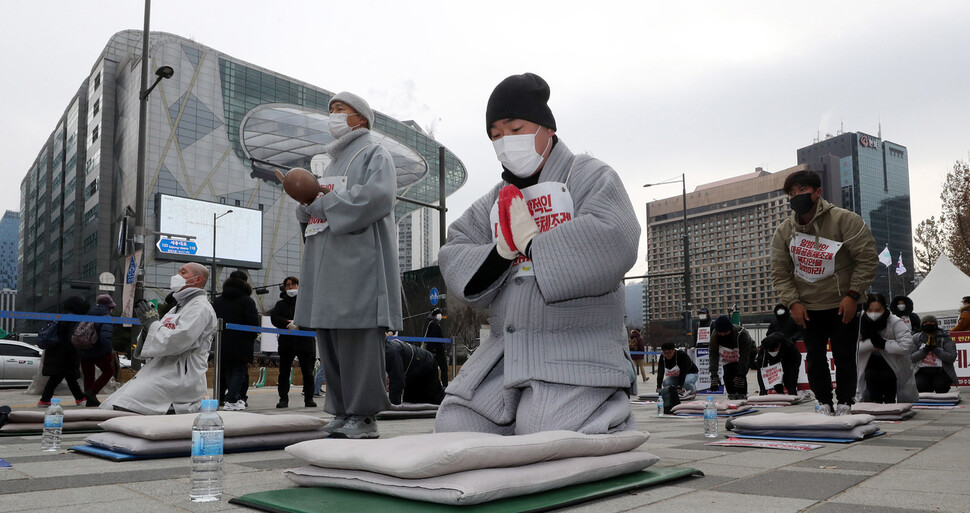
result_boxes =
[770,170,877,416]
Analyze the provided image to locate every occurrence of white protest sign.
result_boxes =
[790,233,843,283]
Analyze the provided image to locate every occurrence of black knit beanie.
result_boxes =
[485,73,557,135]
[712,315,733,333]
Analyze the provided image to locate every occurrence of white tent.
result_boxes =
[908,253,970,319]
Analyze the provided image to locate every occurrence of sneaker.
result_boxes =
[332,415,379,439]
[75,398,87,407]
[37,400,51,408]
[276,400,289,409]
[85,391,101,408]
[835,403,852,416]
[222,400,246,411]
[817,403,834,416]
[322,415,349,435]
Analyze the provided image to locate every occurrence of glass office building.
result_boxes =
[18,30,466,321]
[797,132,913,296]
[0,211,19,291]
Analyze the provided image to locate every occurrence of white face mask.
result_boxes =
[286,288,298,297]
[492,126,551,178]
[776,309,785,316]
[698,314,707,320]
[866,311,883,321]
[768,350,779,357]
[170,274,188,293]
[896,303,906,311]
[435,314,442,321]
[329,113,354,138]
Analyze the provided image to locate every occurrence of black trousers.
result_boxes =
[427,343,449,387]
[278,345,316,400]
[803,307,860,406]
[915,368,952,393]
[722,362,747,395]
[40,374,84,402]
[404,358,446,405]
[864,353,897,403]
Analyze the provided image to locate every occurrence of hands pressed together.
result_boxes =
[496,185,538,260]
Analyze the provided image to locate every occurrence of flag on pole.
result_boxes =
[878,245,892,267]
[896,253,907,275]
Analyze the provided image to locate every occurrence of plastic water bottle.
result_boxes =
[41,398,64,452]
[657,393,664,417]
[190,399,224,502]
[815,400,820,414]
[703,396,718,438]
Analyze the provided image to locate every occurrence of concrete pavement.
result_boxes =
[1,378,967,512]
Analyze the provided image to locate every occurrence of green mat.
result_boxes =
[228,466,702,513]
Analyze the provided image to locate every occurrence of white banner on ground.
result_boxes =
[706,437,822,451]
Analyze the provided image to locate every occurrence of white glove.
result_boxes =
[496,223,517,260]
[507,196,539,255]
[286,321,298,330]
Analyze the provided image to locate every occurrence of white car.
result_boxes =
[0,340,43,387]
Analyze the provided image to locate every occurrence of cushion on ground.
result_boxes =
[385,403,440,412]
[671,403,752,414]
[83,428,330,455]
[918,391,959,401]
[670,400,746,412]
[8,409,138,423]
[1,420,103,433]
[746,394,799,404]
[285,430,648,480]
[726,423,880,440]
[283,451,659,505]
[637,393,659,400]
[725,412,875,432]
[850,402,913,415]
[872,410,917,421]
[99,412,325,440]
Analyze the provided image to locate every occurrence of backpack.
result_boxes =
[36,321,59,350]
[71,322,99,349]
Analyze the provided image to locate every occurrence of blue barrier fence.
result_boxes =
[1,311,453,344]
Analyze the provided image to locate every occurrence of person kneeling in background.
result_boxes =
[755,332,802,396]
[856,294,917,404]
[910,315,958,393]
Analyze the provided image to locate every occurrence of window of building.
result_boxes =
[92,99,100,117]
[91,125,99,143]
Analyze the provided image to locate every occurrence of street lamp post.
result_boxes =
[644,174,692,342]
[133,0,173,310]
[211,210,233,299]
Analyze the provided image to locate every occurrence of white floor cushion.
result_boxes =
[746,394,799,404]
[728,424,879,440]
[725,412,875,432]
[99,412,325,440]
[84,428,330,455]
[918,392,961,402]
[286,430,649,479]
[284,451,659,505]
[8,409,138,423]
[850,402,912,415]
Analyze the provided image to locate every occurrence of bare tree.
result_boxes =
[914,216,943,274]
[940,161,970,275]
[446,298,489,356]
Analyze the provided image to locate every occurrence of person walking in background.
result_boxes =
[770,170,877,415]
[213,270,259,411]
[78,294,117,407]
[424,308,448,387]
[38,296,90,407]
[629,329,648,382]
[911,315,958,393]
[949,296,970,334]
[269,276,316,408]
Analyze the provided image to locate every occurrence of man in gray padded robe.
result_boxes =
[435,73,640,435]
[293,91,402,439]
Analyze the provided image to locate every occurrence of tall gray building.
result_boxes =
[18,31,466,323]
[0,211,19,290]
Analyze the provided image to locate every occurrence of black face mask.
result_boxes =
[789,192,815,216]
[922,324,937,334]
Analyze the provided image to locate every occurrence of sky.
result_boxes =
[3,1,969,278]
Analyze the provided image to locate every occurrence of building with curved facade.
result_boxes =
[17,30,466,319]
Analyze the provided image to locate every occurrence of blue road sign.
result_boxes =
[125,255,137,284]
[430,287,439,306]
[156,238,199,255]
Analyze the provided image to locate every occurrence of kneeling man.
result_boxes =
[435,73,639,435]
[102,263,217,414]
